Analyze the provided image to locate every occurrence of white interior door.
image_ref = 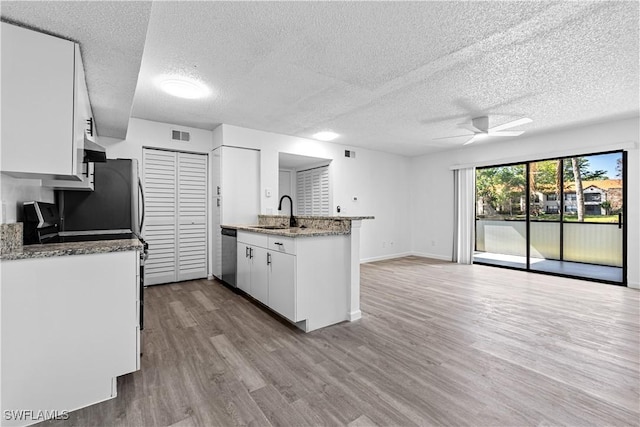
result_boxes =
[177,152,208,281]
[143,149,177,285]
[143,149,208,285]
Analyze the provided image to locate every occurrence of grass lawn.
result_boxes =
[479,214,620,223]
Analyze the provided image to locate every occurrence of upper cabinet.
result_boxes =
[1,23,95,182]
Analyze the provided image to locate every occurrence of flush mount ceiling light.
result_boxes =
[313,131,340,141]
[158,77,210,99]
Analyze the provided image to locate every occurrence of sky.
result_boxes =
[584,152,622,179]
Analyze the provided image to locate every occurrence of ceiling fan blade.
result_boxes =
[463,135,480,145]
[432,133,474,141]
[488,117,532,132]
[487,130,525,137]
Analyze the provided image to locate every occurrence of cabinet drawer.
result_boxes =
[268,236,296,255]
[237,231,268,248]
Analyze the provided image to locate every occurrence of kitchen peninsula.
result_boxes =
[223,214,373,332]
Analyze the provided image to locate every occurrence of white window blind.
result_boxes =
[296,166,330,215]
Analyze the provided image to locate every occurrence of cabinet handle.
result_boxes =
[86,118,94,137]
[249,247,253,259]
[217,185,221,195]
[246,247,249,258]
[216,198,220,207]
[274,242,283,246]
[267,253,271,265]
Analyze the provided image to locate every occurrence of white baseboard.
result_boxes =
[361,252,454,264]
[360,252,412,264]
[627,281,639,290]
[410,251,453,262]
[348,310,362,321]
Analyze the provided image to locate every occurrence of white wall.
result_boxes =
[410,117,640,288]
[0,175,54,223]
[216,125,412,262]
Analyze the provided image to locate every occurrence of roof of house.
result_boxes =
[565,179,622,192]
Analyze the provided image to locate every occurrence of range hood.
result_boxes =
[84,137,107,163]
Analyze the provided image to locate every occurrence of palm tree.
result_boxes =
[571,157,585,222]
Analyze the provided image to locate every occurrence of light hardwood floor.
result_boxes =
[40,256,639,426]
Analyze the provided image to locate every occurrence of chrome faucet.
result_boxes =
[278,195,297,227]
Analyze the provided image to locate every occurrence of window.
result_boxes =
[585,193,601,202]
[296,165,330,215]
[547,194,557,201]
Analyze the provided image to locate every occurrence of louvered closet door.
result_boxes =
[296,166,330,215]
[177,153,208,281]
[143,149,178,285]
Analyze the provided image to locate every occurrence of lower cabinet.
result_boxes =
[1,250,140,427]
[236,230,350,332]
[236,232,296,321]
[268,250,296,321]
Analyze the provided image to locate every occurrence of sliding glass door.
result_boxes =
[475,151,626,285]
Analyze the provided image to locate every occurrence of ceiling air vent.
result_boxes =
[171,130,190,142]
[345,150,356,158]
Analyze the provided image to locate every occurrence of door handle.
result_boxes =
[267,253,271,265]
[618,212,622,229]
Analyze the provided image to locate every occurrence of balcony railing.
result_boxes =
[475,219,622,267]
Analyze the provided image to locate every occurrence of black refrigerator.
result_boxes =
[58,158,147,330]
[59,158,144,236]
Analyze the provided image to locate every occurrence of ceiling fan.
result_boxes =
[434,116,533,145]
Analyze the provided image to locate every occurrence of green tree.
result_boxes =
[563,157,608,181]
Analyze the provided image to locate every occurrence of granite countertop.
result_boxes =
[222,224,348,238]
[258,214,374,220]
[0,239,143,261]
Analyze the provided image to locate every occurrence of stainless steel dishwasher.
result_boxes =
[221,227,237,287]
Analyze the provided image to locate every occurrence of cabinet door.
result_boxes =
[251,246,269,305]
[221,146,260,224]
[211,147,222,278]
[236,243,251,293]
[268,251,296,321]
[1,23,77,179]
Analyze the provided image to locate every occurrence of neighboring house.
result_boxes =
[540,179,623,215]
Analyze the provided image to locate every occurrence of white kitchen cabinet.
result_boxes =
[236,242,251,293]
[252,246,269,305]
[1,23,94,181]
[236,240,269,305]
[268,249,296,321]
[237,230,350,332]
[211,146,260,278]
[237,231,296,320]
[1,250,140,427]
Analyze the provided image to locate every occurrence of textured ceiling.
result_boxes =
[2,2,638,156]
[0,1,152,139]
